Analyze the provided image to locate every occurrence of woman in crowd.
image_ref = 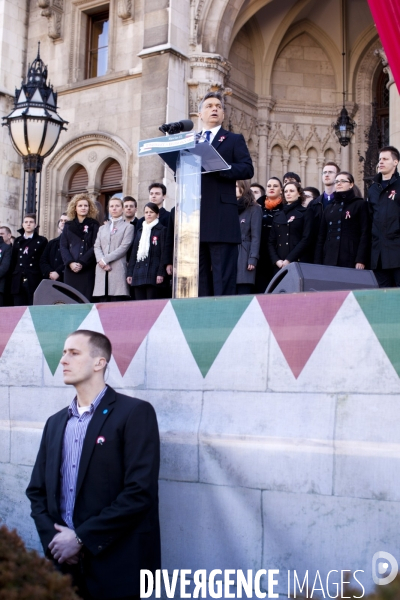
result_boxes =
[236,180,262,294]
[268,180,312,274]
[314,171,369,269]
[60,193,100,300]
[254,177,284,292]
[127,202,166,300]
[93,196,134,301]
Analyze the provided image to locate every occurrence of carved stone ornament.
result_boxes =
[88,151,98,163]
[374,47,395,87]
[39,0,64,41]
[118,0,134,21]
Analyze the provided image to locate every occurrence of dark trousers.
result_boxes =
[0,292,3,307]
[13,279,34,306]
[236,283,254,295]
[199,242,238,297]
[57,562,139,600]
[374,266,400,288]
[133,284,158,300]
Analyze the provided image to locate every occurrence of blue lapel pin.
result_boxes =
[103,409,108,415]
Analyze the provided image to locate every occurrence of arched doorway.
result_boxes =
[98,159,123,217]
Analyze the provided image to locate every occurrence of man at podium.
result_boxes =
[197,92,254,296]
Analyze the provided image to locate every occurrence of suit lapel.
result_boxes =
[75,387,116,498]
[212,128,229,150]
[48,409,69,505]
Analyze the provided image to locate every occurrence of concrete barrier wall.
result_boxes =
[0,291,400,596]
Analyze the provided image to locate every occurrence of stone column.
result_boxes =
[340,144,350,172]
[300,156,307,185]
[188,53,231,132]
[388,79,400,150]
[282,153,289,180]
[256,97,275,187]
[137,0,189,213]
[317,158,325,187]
[375,48,400,151]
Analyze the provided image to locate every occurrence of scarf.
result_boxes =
[137,219,159,262]
[265,197,282,210]
[237,197,247,214]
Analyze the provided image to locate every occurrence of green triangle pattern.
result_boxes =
[171,296,253,377]
[29,304,93,375]
[353,289,400,377]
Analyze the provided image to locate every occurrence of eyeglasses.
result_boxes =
[334,179,351,184]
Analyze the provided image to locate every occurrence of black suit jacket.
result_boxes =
[26,386,161,599]
[200,127,254,243]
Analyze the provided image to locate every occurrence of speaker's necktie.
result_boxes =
[204,130,212,143]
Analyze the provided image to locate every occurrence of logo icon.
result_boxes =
[372,551,398,585]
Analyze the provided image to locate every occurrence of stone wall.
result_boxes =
[0,291,399,596]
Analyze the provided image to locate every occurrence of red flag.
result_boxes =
[367,0,400,93]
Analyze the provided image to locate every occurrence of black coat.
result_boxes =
[26,386,161,599]
[255,196,284,292]
[268,199,313,264]
[40,235,64,281]
[11,231,48,295]
[314,190,370,268]
[0,238,12,293]
[367,170,400,269]
[163,206,175,267]
[307,193,336,257]
[127,222,166,287]
[60,218,100,299]
[200,128,254,243]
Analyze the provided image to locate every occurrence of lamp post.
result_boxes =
[333,0,356,149]
[2,43,68,219]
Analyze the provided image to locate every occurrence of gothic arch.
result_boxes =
[42,132,132,237]
[268,19,341,98]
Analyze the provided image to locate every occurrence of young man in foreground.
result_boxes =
[26,330,161,600]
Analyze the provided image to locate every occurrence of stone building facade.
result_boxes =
[0,0,399,237]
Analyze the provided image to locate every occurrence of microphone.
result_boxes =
[159,119,194,135]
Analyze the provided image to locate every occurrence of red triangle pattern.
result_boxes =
[0,307,27,359]
[257,292,349,378]
[97,300,168,376]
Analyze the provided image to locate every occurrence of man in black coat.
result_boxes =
[0,234,12,306]
[197,92,254,296]
[40,214,68,283]
[307,162,340,257]
[367,146,400,287]
[11,213,48,306]
[26,329,161,600]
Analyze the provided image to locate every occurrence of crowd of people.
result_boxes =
[0,145,399,305]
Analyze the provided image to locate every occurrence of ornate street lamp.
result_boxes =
[332,0,356,148]
[2,43,68,217]
[333,106,356,147]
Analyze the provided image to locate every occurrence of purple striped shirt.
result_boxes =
[60,386,107,529]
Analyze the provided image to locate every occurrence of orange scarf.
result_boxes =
[265,197,282,210]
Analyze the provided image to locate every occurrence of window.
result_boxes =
[98,160,123,217]
[87,11,109,78]
[68,165,88,201]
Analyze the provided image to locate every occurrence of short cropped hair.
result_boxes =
[303,187,320,199]
[149,183,166,196]
[23,213,36,223]
[379,146,400,162]
[283,172,301,183]
[250,183,266,195]
[123,196,137,207]
[0,225,12,235]
[198,91,225,112]
[68,329,112,364]
[323,161,340,174]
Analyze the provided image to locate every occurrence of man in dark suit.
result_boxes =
[11,213,48,306]
[197,92,254,296]
[26,330,160,600]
